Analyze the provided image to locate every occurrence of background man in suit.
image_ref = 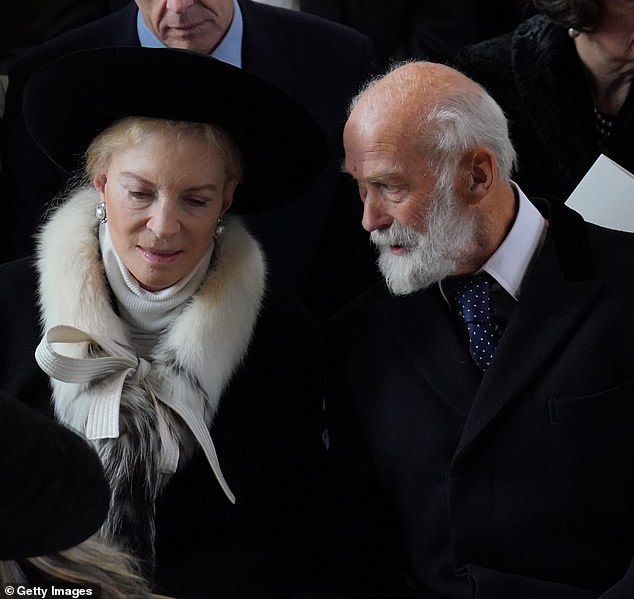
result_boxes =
[0,0,379,320]
[326,61,634,598]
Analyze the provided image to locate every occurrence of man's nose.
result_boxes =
[361,195,393,232]
[166,0,195,12]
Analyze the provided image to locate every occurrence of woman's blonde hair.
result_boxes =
[0,535,153,598]
[85,116,244,185]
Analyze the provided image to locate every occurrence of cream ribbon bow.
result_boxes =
[35,324,235,504]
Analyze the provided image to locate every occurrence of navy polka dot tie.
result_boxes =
[446,272,500,371]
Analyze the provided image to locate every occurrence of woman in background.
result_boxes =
[456,0,634,201]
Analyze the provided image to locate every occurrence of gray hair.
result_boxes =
[423,82,517,181]
[349,61,517,182]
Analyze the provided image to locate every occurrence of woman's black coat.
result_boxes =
[456,14,634,202]
[0,256,329,598]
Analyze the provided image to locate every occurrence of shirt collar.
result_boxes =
[481,182,548,300]
[439,182,547,303]
[136,0,243,67]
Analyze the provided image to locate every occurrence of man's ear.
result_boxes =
[457,147,495,204]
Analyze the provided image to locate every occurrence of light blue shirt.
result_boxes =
[136,0,243,67]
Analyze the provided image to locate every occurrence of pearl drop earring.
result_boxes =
[95,202,107,224]
[214,216,225,240]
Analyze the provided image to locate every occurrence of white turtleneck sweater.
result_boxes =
[99,223,214,358]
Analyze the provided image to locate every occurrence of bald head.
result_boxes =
[346,61,516,179]
[350,61,482,121]
[343,61,519,283]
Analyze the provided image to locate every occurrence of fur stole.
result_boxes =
[36,187,266,562]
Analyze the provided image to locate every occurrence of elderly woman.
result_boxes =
[456,0,634,201]
[0,47,329,598]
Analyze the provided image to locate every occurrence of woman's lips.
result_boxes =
[138,247,182,264]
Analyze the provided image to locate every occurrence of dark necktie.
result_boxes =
[445,272,500,371]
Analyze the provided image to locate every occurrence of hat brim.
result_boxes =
[23,47,329,213]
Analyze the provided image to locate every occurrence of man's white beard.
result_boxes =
[371,179,480,295]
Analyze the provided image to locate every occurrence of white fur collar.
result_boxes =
[37,187,266,427]
[35,188,266,555]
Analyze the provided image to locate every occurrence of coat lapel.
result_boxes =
[456,204,602,456]
[104,3,141,46]
[299,0,343,22]
[384,286,482,419]
[239,0,290,88]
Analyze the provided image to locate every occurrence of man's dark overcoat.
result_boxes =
[326,199,634,599]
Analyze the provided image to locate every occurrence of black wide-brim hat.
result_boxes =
[23,46,329,214]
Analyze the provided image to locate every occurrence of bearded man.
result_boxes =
[325,61,634,599]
